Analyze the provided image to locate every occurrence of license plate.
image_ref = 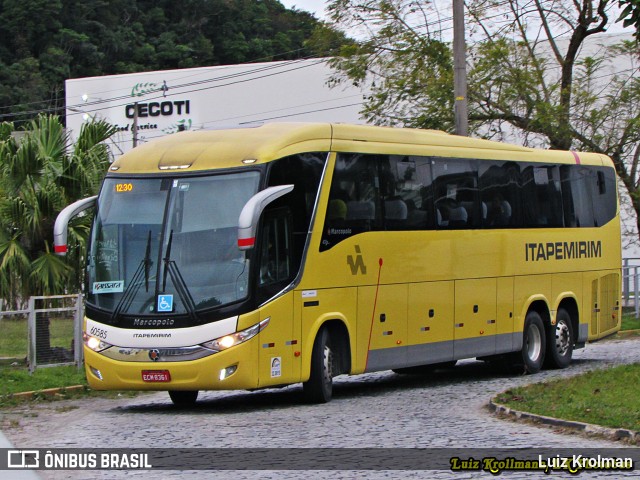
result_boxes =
[142,370,171,382]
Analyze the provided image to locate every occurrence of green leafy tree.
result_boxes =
[0,115,116,309]
[327,0,640,246]
[618,0,640,40]
[0,0,350,125]
[327,0,454,130]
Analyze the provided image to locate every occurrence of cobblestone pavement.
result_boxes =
[2,336,640,479]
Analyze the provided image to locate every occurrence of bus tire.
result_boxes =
[303,327,333,403]
[169,390,198,407]
[520,311,546,374]
[544,308,574,369]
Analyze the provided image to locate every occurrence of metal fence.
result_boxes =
[622,258,640,318]
[0,294,83,373]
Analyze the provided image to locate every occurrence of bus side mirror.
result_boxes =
[238,185,293,250]
[53,195,98,256]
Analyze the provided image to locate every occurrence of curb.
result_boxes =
[7,385,87,400]
[489,399,640,444]
[615,329,640,338]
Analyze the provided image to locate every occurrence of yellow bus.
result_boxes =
[55,123,621,405]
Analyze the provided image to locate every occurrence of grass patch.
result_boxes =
[0,365,146,408]
[621,312,640,331]
[0,317,74,359]
[0,365,87,397]
[0,387,142,409]
[0,317,28,358]
[495,364,640,432]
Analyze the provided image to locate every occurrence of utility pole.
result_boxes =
[453,0,468,136]
[132,102,138,148]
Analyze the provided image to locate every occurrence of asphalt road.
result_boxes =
[2,335,640,479]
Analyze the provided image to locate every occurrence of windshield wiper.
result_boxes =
[162,230,173,292]
[144,230,152,292]
[159,230,198,321]
[112,230,153,322]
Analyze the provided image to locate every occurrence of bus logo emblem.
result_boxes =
[347,245,367,275]
[157,295,173,312]
[149,349,160,362]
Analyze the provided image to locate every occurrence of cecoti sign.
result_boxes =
[125,100,191,119]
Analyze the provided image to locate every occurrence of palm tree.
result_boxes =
[0,115,116,359]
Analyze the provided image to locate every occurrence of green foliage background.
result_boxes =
[0,0,346,125]
[0,115,116,307]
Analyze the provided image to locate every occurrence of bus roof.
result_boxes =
[108,122,610,174]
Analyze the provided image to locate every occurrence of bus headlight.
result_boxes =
[201,318,270,352]
[83,332,112,352]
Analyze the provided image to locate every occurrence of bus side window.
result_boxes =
[320,153,381,251]
[432,158,480,229]
[560,166,595,228]
[479,161,520,228]
[592,168,617,227]
[257,208,293,302]
[382,156,434,230]
[521,165,563,227]
[267,152,327,272]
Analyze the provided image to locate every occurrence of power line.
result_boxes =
[62,46,314,105]
[67,59,327,118]
[0,44,333,117]
[197,94,364,127]
[111,100,365,146]
[0,58,326,120]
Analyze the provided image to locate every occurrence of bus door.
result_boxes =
[256,209,298,387]
[454,278,497,358]
[496,277,515,354]
[359,284,408,372]
[407,281,455,366]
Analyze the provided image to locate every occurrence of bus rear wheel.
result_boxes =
[169,390,198,407]
[303,327,334,403]
[519,311,546,374]
[544,308,574,369]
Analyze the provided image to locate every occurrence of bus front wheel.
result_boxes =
[169,390,198,407]
[519,311,546,374]
[303,327,334,403]
[544,308,574,369]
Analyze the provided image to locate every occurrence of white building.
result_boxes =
[65,58,367,156]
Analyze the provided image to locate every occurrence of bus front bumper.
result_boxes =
[83,339,259,391]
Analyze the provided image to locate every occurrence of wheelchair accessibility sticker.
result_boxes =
[157,294,173,312]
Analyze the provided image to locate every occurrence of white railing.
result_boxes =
[0,294,83,372]
[623,258,640,318]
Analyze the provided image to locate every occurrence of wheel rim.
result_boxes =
[322,344,333,387]
[555,320,571,356]
[526,324,542,361]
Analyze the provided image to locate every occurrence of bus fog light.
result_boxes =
[90,366,103,381]
[219,365,238,380]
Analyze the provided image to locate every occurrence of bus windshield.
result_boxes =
[86,171,261,318]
